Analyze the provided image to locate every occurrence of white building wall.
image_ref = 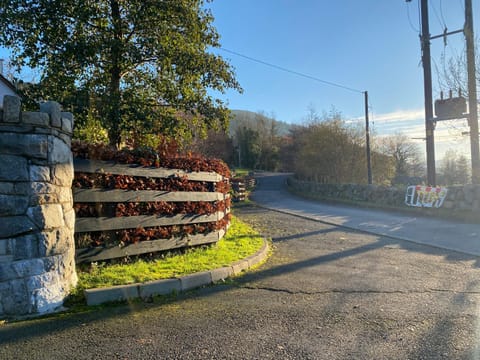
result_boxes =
[0,84,18,107]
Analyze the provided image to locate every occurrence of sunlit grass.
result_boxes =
[74,216,264,292]
[232,168,251,177]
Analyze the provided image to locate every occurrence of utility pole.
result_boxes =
[420,0,436,185]
[465,0,480,183]
[365,91,373,184]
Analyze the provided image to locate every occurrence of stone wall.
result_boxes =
[442,185,480,211]
[0,96,77,317]
[287,177,405,207]
[287,177,480,213]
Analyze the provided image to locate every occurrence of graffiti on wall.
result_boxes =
[405,185,448,208]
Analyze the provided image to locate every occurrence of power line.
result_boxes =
[219,47,364,94]
[406,0,420,33]
[430,0,447,30]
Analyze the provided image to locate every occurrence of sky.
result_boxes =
[0,1,478,161]
[207,0,480,161]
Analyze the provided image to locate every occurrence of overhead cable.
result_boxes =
[219,47,364,94]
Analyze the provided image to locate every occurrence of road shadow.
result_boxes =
[2,201,480,358]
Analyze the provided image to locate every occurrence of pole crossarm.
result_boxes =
[429,28,464,40]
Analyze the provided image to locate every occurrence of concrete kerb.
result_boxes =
[84,239,270,306]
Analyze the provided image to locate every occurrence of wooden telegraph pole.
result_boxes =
[465,0,480,183]
[420,0,436,186]
[365,91,372,185]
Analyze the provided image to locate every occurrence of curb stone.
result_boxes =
[84,239,269,306]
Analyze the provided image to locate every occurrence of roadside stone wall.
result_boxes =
[287,176,480,213]
[287,177,405,206]
[442,185,480,211]
[0,96,77,317]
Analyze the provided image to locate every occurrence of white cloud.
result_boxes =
[361,108,472,160]
[371,108,425,123]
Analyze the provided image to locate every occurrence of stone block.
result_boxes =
[30,181,55,195]
[0,182,15,194]
[14,234,38,260]
[31,278,65,314]
[3,95,21,123]
[22,111,49,127]
[42,255,60,273]
[64,209,75,230]
[0,279,30,315]
[29,165,51,182]
[246,241,268,268]
[40,101,62,128]
[0,155,28,181]
[58,132,71,147]
[60,112,74,134]
[442,200,455,209]
[48,135,72,164]
[0,194,29,216]
[0,239,9,255]
[14,182,30,195]
[0,262,13,281]
[210,267,233,282]
[27,204,65,230]
[11,258,44,278]
[51,162,73,186]
[139,279,181,298]
[58,186,73,204]
[30,194,58,206]
[0,133,48,159]
[180,271,212,291]
[0,215,36,238]
[231,259,249,275]
[38,229,70,256]
[85,284,140,306]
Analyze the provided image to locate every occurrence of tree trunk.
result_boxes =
[108,0,123,148]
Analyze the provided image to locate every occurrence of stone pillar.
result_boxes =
[0,96,77,317]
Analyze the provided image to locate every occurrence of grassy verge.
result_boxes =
[70,216,265,300]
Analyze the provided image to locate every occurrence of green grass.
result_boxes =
[74,216,264,293]
[232,168,251,177]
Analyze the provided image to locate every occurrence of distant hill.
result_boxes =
[229,110,292,136]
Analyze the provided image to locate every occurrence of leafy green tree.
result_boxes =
[0,0,241,146]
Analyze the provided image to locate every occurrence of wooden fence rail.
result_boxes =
[73,158,230,263]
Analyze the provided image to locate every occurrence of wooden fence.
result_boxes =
[231,176,256,201]
[73,158,230,263]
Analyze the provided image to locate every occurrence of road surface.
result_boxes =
[2,173,480,359]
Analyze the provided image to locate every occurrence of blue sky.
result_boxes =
[0,1,477,160]
[208,0,480,159]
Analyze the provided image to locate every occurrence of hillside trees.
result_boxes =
[289,109,370,183]
[0,0,241,146]
[230,111,282,170]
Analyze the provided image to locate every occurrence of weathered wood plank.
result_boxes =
[75,230,226,263]
[74,158,223,182]
[73,189,227,203]
[75,212,226,233]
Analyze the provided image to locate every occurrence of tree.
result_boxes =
[377,133,424,183]
[437,39,480,99]
[0,0,241,146]
[229,110,283,171]
[440,149,471,185]
[290,108,368,184]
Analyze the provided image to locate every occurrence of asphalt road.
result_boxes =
[2,174,480,359]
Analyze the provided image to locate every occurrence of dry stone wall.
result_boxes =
[287,177,405,206]
[0,96,77,317]
[287,176,480,213]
